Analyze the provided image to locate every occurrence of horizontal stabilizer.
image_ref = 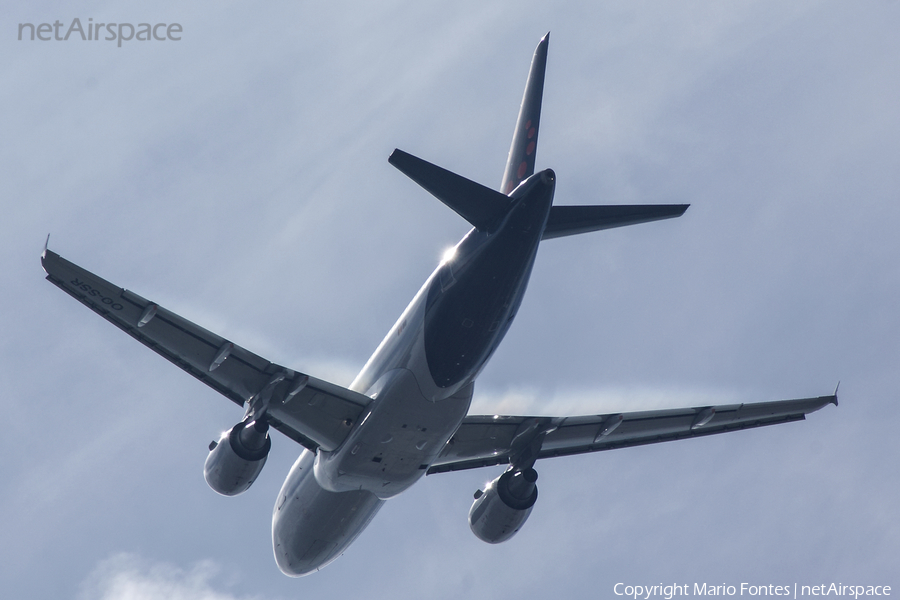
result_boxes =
[389,149,511,231]
[542,204,689,240]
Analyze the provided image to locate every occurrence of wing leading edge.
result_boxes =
[41,248,370,452]
[428,394,837,474]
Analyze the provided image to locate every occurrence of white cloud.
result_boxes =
[79,554,264,600]
[469,384,741,416]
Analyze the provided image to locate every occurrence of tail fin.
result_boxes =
[500,33,550,195]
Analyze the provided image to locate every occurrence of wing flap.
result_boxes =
[428,394,836,474]
[42,248,369,451]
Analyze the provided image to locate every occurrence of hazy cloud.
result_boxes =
[78,554,264,600]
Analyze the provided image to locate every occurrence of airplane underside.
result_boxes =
[273,450,384,576]
[272,158,558,575]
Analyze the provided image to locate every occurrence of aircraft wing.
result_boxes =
[41,248,370,452]
[427,394,837,474]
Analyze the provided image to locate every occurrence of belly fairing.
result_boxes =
[314,368,472,498]
[272,450,384,577]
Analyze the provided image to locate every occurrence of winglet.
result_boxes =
[832,381,840,406]
[500,33,550,194]
[41,235,53,275]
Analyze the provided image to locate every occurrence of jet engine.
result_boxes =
[468,467,538,544]
[203,419,271,496]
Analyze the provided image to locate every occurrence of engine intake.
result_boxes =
[204,419,271,496]
[468,467,538,544]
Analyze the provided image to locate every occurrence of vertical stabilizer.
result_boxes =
[500,33,549,194]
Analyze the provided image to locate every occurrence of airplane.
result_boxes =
[41,33,836,576]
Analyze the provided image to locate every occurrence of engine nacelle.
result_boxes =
[468,467,538,544]
[203,419,271,496]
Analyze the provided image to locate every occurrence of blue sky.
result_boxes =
[2,1,898,598]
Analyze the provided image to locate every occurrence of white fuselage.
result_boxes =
[272,263,474,576]
[272,171,555,576]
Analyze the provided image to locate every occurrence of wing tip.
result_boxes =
[40,235,56,275]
